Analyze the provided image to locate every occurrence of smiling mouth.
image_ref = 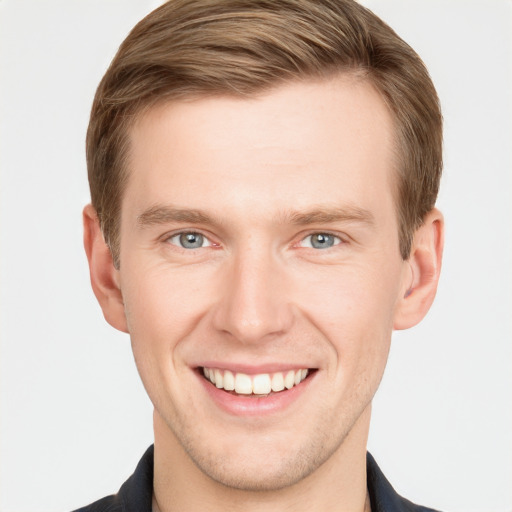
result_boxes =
[200,367,314,396]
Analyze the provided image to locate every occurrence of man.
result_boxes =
[77,1,443,510]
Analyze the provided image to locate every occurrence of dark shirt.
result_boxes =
[73,446,440,512]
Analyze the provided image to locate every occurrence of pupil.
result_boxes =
[180,232,203,248]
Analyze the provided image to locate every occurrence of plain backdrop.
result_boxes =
[1,1,511,511]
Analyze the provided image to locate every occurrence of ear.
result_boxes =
[393,208,444,330]
[83,204,128,333]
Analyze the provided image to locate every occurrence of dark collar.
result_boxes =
[74,445,440,512]
[366,452,440,512]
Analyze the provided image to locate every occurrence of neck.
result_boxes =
[152,406,371,512]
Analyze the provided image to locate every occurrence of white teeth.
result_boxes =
[203,367,310,395]
[252,374,271,395]
[223,370,235,391]
[234,373,253,394]
[214,369,223,388]
[284,370,295,389]
[271,372,285,392]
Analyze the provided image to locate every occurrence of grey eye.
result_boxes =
[169,232,210,249]
[301,233,340,249]
[181,233,203,248]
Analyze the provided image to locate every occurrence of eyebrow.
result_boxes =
[137,205,216,227]
[136,204,375,228]
[287,206,375,227]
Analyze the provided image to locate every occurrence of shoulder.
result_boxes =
[72,494,122,512]
[394,495,442,512]
[71,446,154,512]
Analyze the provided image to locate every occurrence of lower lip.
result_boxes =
[197,370,316,416]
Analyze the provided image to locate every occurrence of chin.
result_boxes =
[179,426,341,492]
[193,452,321,492]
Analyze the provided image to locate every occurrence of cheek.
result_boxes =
[296,262,399,324]
[121,263,215,351]
[292,261,400,363]
[120,264,217,405]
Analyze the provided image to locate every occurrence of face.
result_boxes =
[116,76,409,490]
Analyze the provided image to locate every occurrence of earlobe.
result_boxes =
[83,204,129,333]
[393,208,444,330]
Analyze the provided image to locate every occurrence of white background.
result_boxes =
[1,1,511,511]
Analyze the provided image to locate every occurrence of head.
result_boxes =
[84,0,444,498]
[87,0,442,268]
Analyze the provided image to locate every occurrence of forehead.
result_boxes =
[124,76,397,225]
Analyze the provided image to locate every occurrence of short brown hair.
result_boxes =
[86,0,442,266]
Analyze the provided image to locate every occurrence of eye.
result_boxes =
[300,233,341,249]
[168,232,211,249]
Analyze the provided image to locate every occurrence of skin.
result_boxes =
[84,75,443,511]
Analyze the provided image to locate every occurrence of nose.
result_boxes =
[212,248,294,344]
